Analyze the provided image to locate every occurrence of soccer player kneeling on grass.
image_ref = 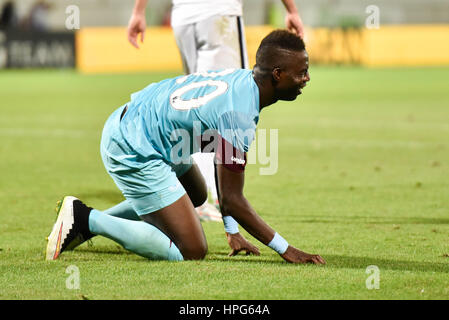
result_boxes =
[46,30,325,265]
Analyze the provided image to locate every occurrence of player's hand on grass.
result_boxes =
[281,245,325,265]
[127,13,146,48]
[226,232,260,257]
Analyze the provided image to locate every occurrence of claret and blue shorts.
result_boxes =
[100,106,192,215]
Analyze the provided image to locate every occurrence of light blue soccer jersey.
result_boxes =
[119,69,260,168]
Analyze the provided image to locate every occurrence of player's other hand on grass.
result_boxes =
[127,13,146,49]
[281,246,325,265]
[226,232,260,257]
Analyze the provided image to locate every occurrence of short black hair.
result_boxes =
[255,29,306,70]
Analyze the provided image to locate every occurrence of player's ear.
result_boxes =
[272,67,282,82]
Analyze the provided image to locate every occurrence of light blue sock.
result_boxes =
[88,209,183,261]
[102,200,140,221]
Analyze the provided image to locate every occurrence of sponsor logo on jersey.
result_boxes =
[231,156,245,165]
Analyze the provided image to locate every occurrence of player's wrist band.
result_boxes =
[268,232,289,255]
[223,216,239,234]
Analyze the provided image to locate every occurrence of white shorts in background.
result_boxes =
[172,14,249,74]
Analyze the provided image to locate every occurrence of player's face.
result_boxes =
[274,50,310,101]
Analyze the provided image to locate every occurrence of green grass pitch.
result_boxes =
[1,66,448,299]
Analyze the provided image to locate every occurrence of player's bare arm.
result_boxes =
[128,0,148,48]
[214,161,260,257]
[216,164,325,264]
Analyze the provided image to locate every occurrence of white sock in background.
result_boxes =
[191,152,218,204]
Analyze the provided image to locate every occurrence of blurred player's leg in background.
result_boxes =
[172,23,197,74]
[173,14,248,221]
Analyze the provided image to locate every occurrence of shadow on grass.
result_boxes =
[207,251,284,265]
[75,190,125,206]
[323,254,449,273]
[77,246,133,256]
[75,246,285,265]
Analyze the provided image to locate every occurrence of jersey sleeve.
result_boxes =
[213,111,257,172]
